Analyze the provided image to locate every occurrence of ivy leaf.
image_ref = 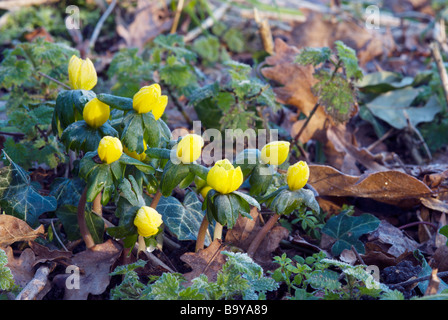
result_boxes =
[157,191,212,245]
[49,176,86,208]
[0,151,57,226]
[321,212,380,255]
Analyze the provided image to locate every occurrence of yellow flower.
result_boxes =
[176,134,204,164]
[286,161,310,191]
[82,98,110,128]
[260,141,290,166]
[200,186,212,198]
[123,141,147,162]
[133,84,168,120]
[97,136,123,164]
[207,159,243,194]
[68,55,97,91]
[134,206,163,238]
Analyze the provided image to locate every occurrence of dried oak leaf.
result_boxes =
[0,215,44,248]
[53,239,122,300]
[180,239,230,284]
[308,164,433,208]
[225,207,289,269]
[28,241,72,267]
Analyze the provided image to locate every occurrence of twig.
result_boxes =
[247,213,279,257]
[398,221,438,231]
[87,0,117,55]
[430,41,448,109]
[389,271,448,289]
[50,219,69,251]
[15,265,51,300]
[351,245,366,266]
[183,2,230,43]
[38,71,70,90]
[293,102,320,144]
[366,128,395,152]
[170,0,185,34]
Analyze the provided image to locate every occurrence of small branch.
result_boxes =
[430,41,448,110]
[15,265,51,300]
[183,2,230,43]
[170,0,185,34]
[87,0,117,55]
[38,71,70,90]
[247,213,280,257]
[77,187,95,249]
[398,221,438,231]
[389,271,448,289]
[293,103,320,143]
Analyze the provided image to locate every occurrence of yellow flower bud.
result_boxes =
[82,98,110,128]
[260,141,290,165]
[207,159,243,194]
[286,161,310,191]
[123,141,147,162]
[97,136,123,164]
[176,134,204,164]
[200,186,212,198]
[68,55,97,91]
[132,84,168,120]
[134,206,163,238]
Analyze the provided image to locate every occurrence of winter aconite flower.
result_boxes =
[83,98,110,128]
[286,161,310,191]
[124,141,147,162]
[97,136,123,164]
[200,186,212,198]
[260,141,290,166]
[68,55,97,91]
[207,159,243,194]
[134,206,163,238]
[176,134,204,164]
[132,84,168,120]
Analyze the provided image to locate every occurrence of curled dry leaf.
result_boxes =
[0,215,45,248]
[308,164,433,208]
[180,239,230,284]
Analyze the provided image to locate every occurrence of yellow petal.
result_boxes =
[176,134,204,164]
[229,166,243,193]
[286,161,310,191]
[68,55,82,89]
[83,98,110,128]
[77,58,97,91]
[123,141,147,161]
[151,95,168,120]
[261,141,290,165]
[206,159,242,194]
[97,136,123,164]
[134,206,163,237]
[133,84,164,114]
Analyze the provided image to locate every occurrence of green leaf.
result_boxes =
[334,40,363,81]
[121,111,160,153]
[365,91,442,130]
[0,248,14,291]
[118,153,155,175]
[49,177,86,208]
[157,191,212,245]
[61,120,118,153]
[321,212,380,255]
[356,71,414,94]
[439,225,448,245]
[96,93,133,111]
[192,35,221,63]
[55,204,105,243]
[222,28,245,53]
[0,151,57,226]
[295,46,332,67]
[52,90,96,135]
[160,160,191,197]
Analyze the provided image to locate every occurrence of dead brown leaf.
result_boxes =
[0,215,45,248]
[116,0,172,49]
[28,241,72,267]
[5,246,37,288]
[225,207,289,269]
[308,164,433,207]
[180,239,230,284]
[53,239,122,300]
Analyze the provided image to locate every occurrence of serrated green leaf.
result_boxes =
[334,40,363,81]
[295,46,332,67]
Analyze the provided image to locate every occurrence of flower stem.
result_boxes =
[77,186,95,249]
[92,192,102,216]
[247,213,280,257]
[195,215,210,252]
[213,222,223,241]
[150,190,162,209]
